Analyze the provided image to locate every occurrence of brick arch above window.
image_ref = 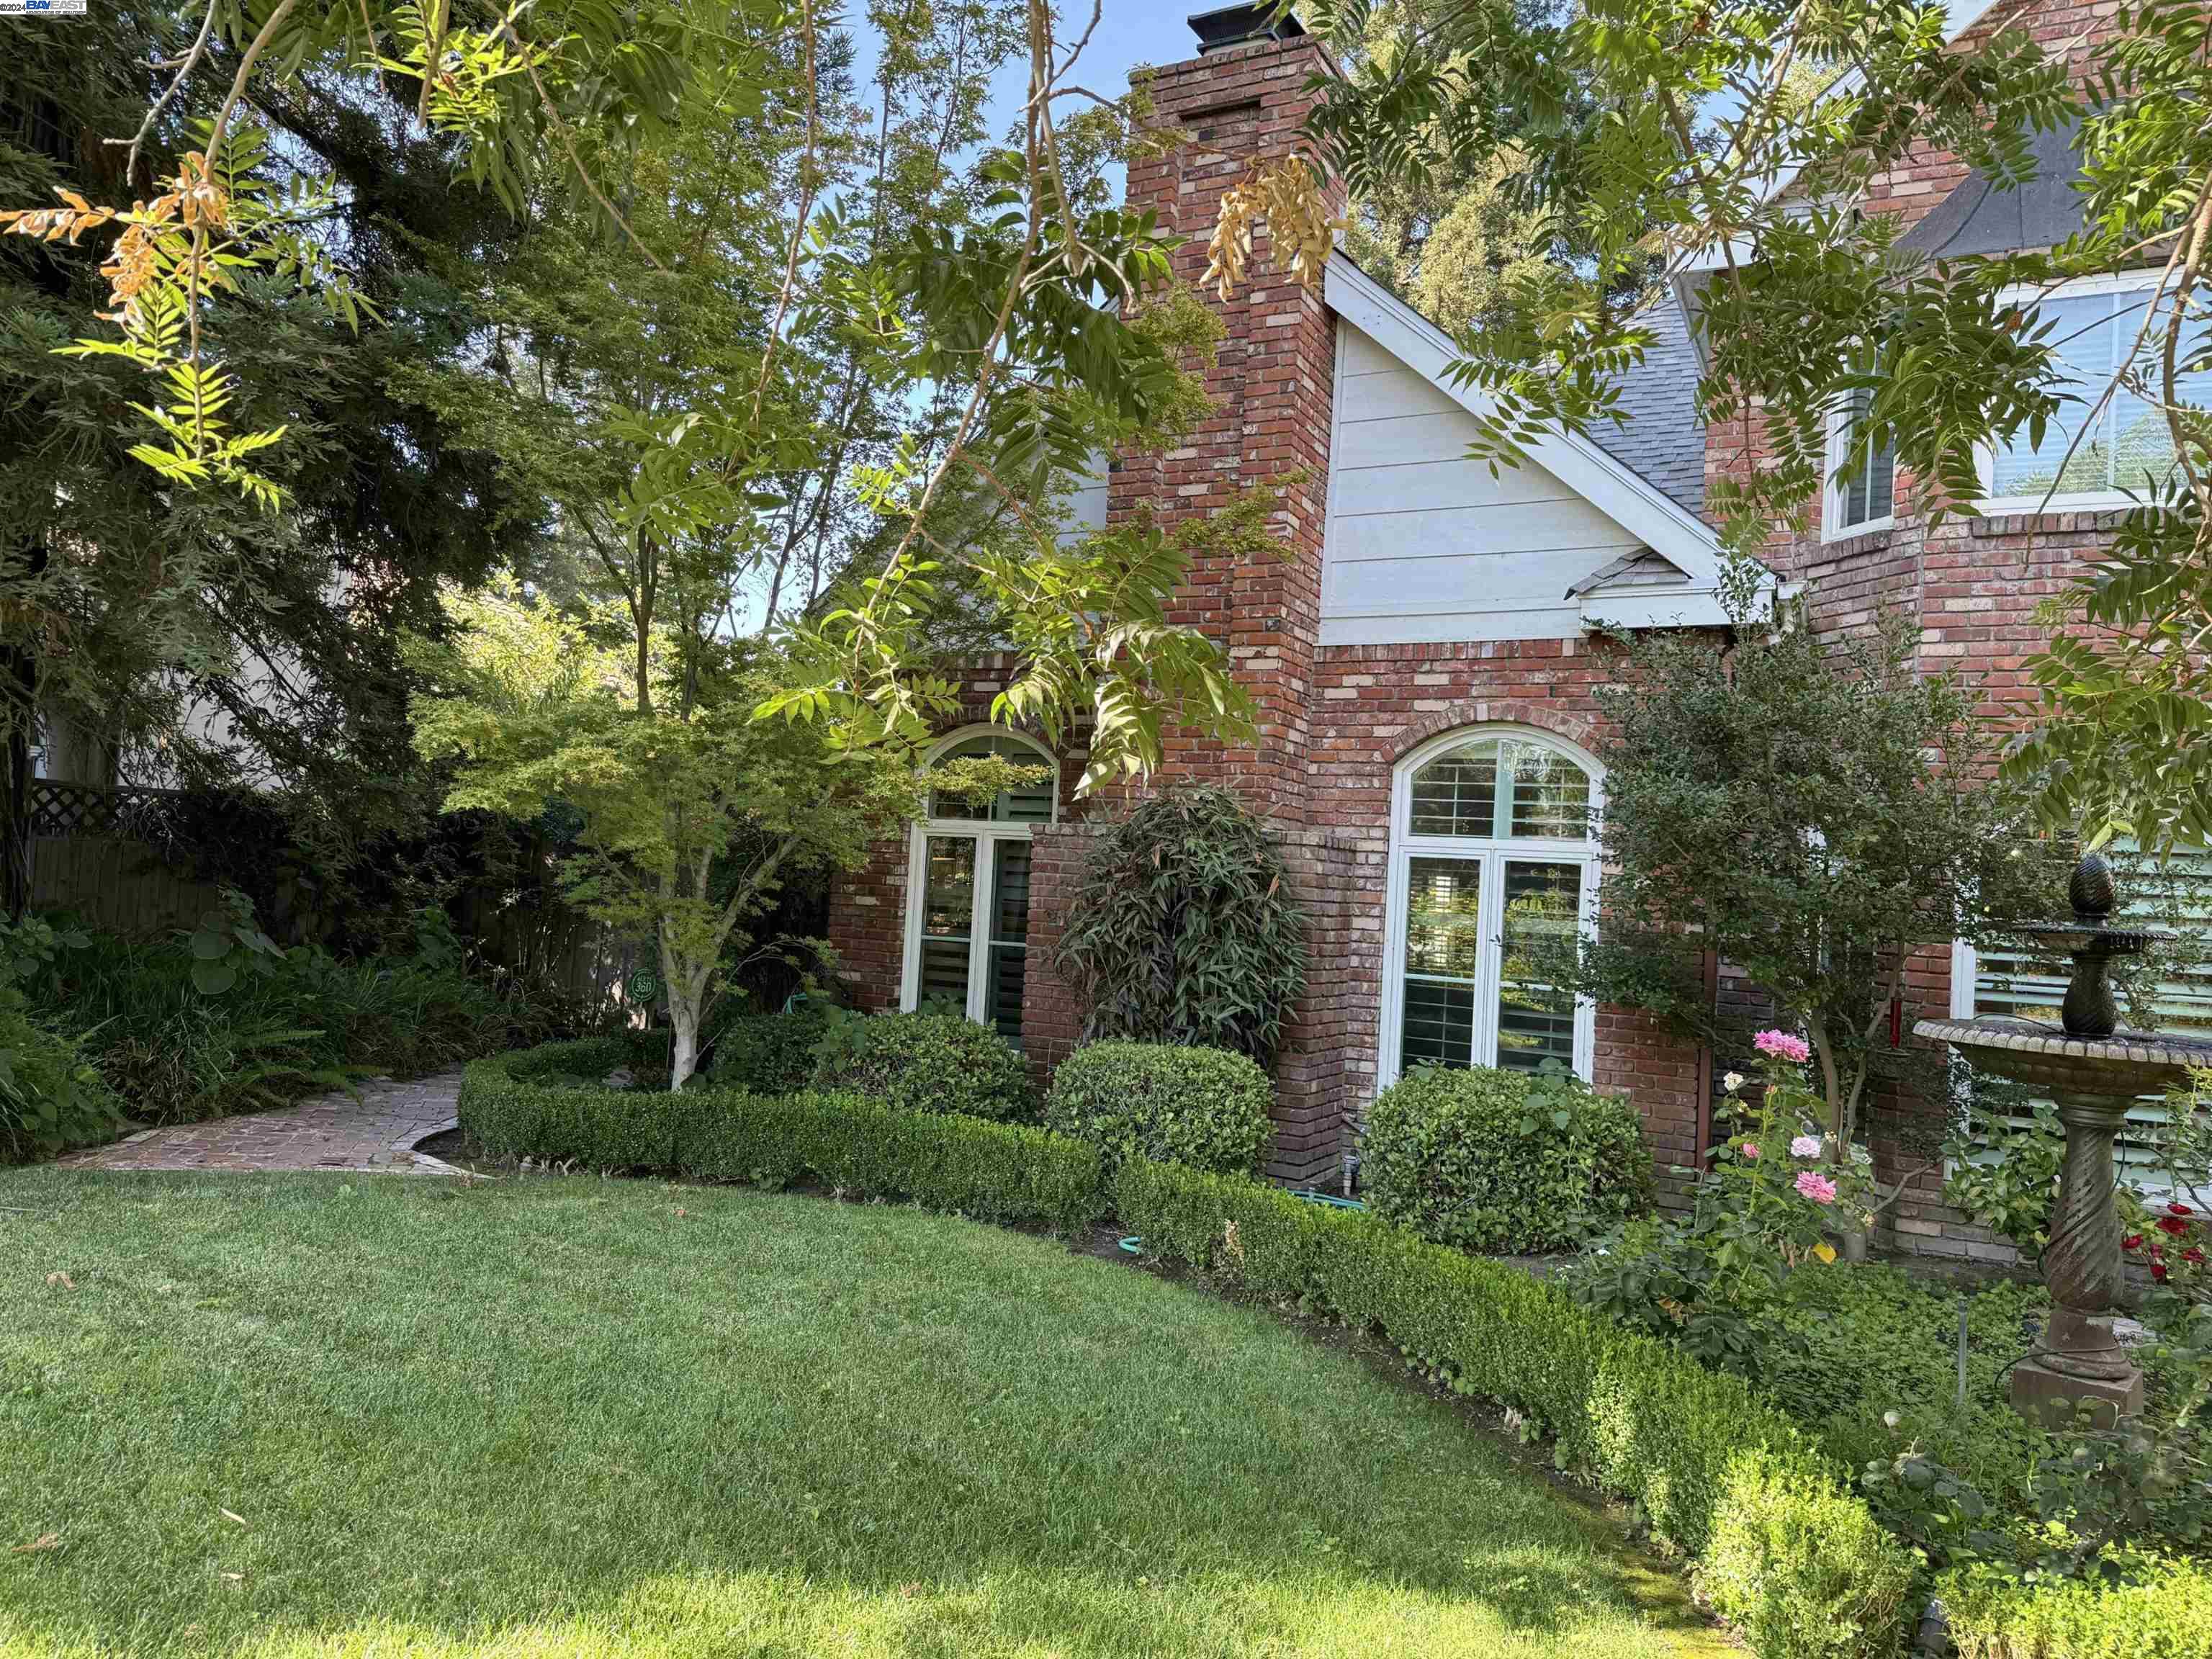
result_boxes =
[1388,700,1601,768]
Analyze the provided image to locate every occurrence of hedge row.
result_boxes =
[1938,1555,2212,1659]
[458,1038,1102,1236]
[1110,1158,1917,1659]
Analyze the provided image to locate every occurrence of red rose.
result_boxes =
[2157,1215,2191,1236]
[2170,1202,2195,1216]
[2124,1233,2145,1250]
[2187,1248,2207,1266]
[2153,1263,2171,1282]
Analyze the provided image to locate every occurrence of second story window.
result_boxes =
[1827,380,1896,538]
[1983,274,2212,511]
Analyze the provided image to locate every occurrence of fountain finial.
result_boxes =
[2057,849,2140,1039]
[2069,849,2117,923]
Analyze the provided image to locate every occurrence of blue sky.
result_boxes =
[847,0,1210,161]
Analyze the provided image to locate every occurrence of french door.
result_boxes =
[1385,848,1595,1082]
[902,827,1033,1045]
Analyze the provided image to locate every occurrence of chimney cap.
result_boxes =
[1187,4,1307,53]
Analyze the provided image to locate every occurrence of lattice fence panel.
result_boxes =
[26,781,181,840]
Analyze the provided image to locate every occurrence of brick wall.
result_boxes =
[1108,32,1343,819]
[819,655,1092,1015]
[1304,636,1709,1199]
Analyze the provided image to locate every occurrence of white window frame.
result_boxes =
[899,726,1058,1028]
[1377,725,1604,1089]
[1976,269,2184,517]
[1824,382,1896,541]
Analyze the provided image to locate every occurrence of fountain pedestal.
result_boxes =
[2010,1090,2141,1422]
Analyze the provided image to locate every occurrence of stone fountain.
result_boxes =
[1917,850,2212,1425]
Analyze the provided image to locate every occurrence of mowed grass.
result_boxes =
[0,1170,1729,1659]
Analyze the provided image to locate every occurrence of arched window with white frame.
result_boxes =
[901,729,1058,1045]
[1379,727,1602,1086]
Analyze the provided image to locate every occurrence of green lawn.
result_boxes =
[0,1170,1727,1658]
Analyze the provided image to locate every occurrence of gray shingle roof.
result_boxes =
[1894,117,2087,261]
[1588,299,1707,514]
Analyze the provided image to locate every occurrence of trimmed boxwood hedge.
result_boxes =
[1043,1040,1273,1176]
[458,1036,1100,1235]
[1359,1064,1649,1253]
[1937,1553,2212,1659]
[811,1010,1033,1121]
[706,1006,832,1095]
[1110,1158,1918,1659]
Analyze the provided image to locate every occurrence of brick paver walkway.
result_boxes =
[60,1073,467,1175]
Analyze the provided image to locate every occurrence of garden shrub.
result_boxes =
[458,1037,1101,1233]
[1109,1158,1916,1659]
[1053,783,1305,1065]
[709,1005,831,1095]
[0,987,127,1164]
[1938,1552,2212,1659]
[1359,1064,1649,1252]
[1701,1463,1918,1659]
[30,898,595,1127]
[809,1010,1032,1121]
[1043,1040,1272,1175]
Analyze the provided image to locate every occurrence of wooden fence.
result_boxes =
[23,781,629,1004]
[28,835,227,936]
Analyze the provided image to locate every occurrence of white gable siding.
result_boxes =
[1321,323,1647,644]
[1058,454,1110,544]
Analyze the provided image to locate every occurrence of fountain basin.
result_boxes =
[1917,1014,2212,1425]
[1914,1015,2212,1097]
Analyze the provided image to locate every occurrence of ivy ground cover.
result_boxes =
[0,1170,1729,1659]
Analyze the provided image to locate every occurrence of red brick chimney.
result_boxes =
[1110,6,1344,823]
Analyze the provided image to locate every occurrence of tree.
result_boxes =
[0,1,566,924]
[1222,0,2212,852]
[394,0,1285,1086]
[1575,592,2046,1155]
[1331,0,1653,332]
[408,580,967,1086]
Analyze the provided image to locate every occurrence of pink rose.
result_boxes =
[1789,1135,1822,1159]
[1753,1030,1812,1065]
[1795,1171,1838,1205]
[1740,1141,1760,1161]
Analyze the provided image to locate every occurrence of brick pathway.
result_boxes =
[60,1074,468,1176]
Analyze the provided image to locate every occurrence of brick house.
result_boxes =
[823,2,2206,1255]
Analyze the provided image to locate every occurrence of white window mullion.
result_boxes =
[1474,855,1506,1067]
[1379,846,1411,1086]
[899,829,929,1012]
[964,836,992,1024]
[1573,853,1601,1078]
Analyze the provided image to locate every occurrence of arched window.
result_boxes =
[1380,728,1601,1085]
[902,729,1058,1044]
